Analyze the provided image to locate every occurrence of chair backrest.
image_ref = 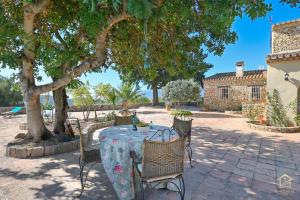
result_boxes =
[76,119,85,160]
[172,117,192,143]
[142,137,186,180]
[114,115,132,126]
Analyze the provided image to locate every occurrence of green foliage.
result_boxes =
[0,75,23,106]
[294,115,300,126]
[246,104,265,121]
[267,89,289,127]
[171,110,193,118]
[162,80,200,105]
[133,96,151,104]
[71,84,94,121]
[94,83,118,110]
[116,82,141,103]
[287,98,300,126]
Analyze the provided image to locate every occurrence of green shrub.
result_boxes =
[171,109,192,119]
[267,89,289,127]
[246,104,264,121]
[294,115,300,126]
[162,80,200,106]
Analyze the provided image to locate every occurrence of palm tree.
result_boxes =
[116,82,141,110]
[95,83,118,112]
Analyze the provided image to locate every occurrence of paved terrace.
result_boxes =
[0,107,300,200]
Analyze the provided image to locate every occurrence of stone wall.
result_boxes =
[6,120,115,158]
[203,77,267,111]
[0,103,152,114]
[272,20,300,54]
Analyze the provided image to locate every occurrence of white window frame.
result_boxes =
[218,86,229,100]
[251,85,261,101]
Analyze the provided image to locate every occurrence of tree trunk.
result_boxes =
[53,87,68,134]
[152,84,159,106]
[24,92,51,142]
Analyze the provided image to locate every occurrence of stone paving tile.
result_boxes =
[1,108,300,200]
[233,168,254,179]
[209,168,231,180]
[229,174,253,187]
[252,180,278,193]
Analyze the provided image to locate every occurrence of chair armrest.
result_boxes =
[130,150,142,176]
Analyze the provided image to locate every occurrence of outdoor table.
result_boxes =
[98,124,174,200]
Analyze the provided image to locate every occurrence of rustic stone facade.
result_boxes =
[272,19,300,54]
[266,19,300,126]
[203,70,267,111]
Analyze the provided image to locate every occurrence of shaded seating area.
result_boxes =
[1,106,23,118]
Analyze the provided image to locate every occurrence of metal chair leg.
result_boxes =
[186,145,193,168]
[78,161,97,197]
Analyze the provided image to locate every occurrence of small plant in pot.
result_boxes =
[171,109,193,120]
[136,121,150,132]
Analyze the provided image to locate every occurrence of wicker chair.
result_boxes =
[172,117,193,168]
[114,115,133,126]
[76,119,101,197]
[130,131,186,200]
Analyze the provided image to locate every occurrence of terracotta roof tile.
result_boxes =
[266,50,300,63]
[204,70,266,81]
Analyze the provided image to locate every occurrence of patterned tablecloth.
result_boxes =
[99,125,171,200]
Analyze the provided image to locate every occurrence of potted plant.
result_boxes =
[136,121,150,132]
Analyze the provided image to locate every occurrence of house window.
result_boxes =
[219,86,229,99]
[251,85,261,100]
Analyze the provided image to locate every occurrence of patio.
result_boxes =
[0,107,300,200]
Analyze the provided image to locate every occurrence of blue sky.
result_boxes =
[1,1,300,92]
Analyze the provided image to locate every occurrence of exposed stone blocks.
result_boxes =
[272,20,300,54]
[6,120,114,158]
[203,77,267,111]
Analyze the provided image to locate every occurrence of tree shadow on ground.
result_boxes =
[0,151,117,200]
[0,125,300,200]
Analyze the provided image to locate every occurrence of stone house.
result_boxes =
[266,19,300,124]
[203,62,267,111]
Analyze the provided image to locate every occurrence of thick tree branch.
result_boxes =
[33,11,130,95]
[23,0,51,15]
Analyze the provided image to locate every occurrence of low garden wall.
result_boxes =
[247,121,300,133]
[0,103,152,115]
[224,111,242,115]
[6,120,114,159]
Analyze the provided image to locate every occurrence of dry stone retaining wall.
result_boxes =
[6,120,114,158]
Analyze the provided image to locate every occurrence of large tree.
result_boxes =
[110,17,214,105]
[0,1,298,142]
[109,0,267,105]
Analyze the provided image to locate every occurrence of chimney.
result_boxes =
[236,61,244,77]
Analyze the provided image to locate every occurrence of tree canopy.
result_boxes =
[0,0,299,142]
